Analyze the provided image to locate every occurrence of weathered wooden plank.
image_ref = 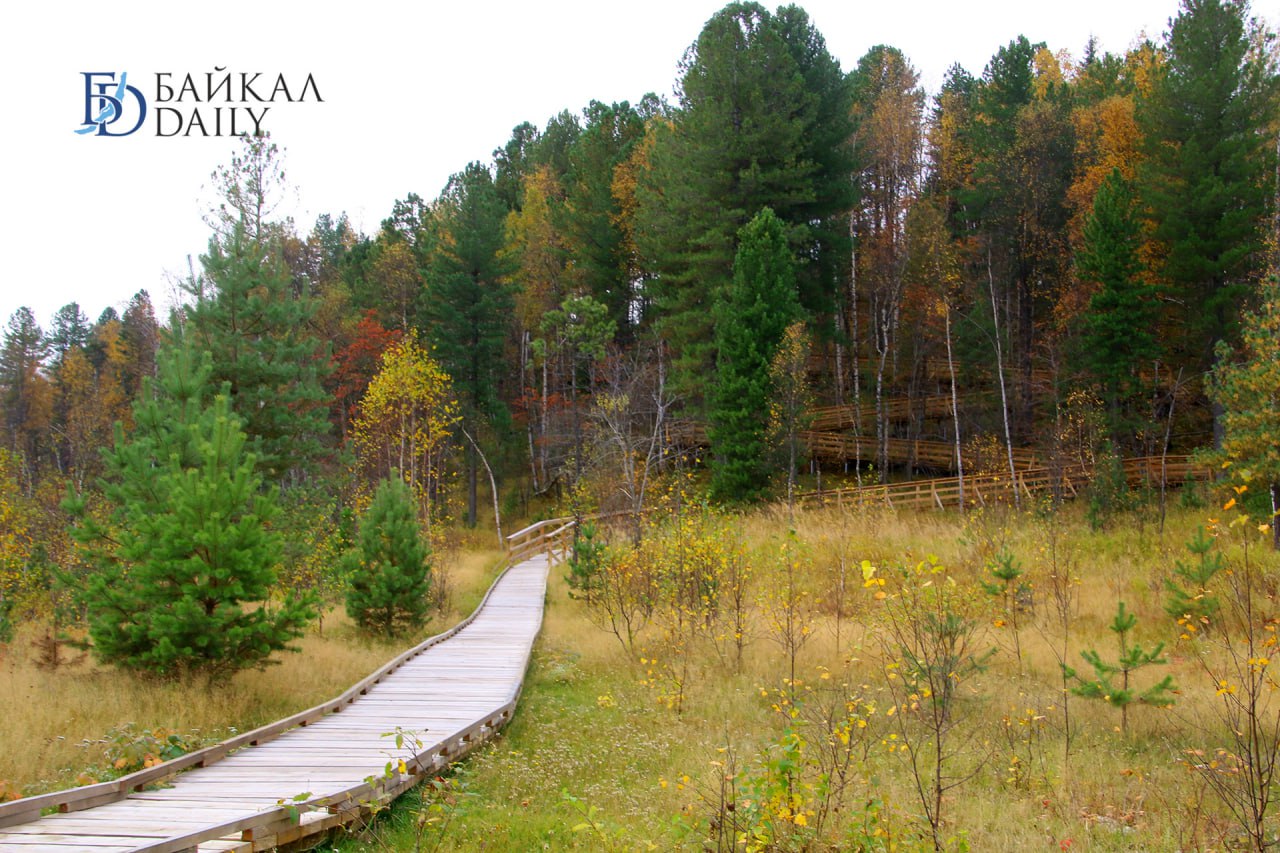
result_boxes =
[0,841,145,851]
[2,818,217,836]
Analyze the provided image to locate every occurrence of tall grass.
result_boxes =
[328,499,1277,851]
[0,546,506,798]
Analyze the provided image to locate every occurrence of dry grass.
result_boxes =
[7,495,1275,850]
[329,497,1280,851]
[0,545,507,798]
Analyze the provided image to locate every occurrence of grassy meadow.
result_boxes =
[326,492,1280,851]
[4,490,1278,851]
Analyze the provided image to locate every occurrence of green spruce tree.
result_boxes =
[343,476,433,637]
[1064,601,1177,735]
[45,303,91,372]
[1165,526,1226,627]
[710,207,800,503]
[1078,168,1160,448]
[0,307,48,464]
[65,343,313,678]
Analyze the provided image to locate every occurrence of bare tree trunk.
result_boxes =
[875,298,888,478]
[787,431,798,513]
[572,353,584,493]
[633,340,670,544]
[945,306,964,509]
[1158,366,1182,537]
[522,331,539,493]
[408,411,418,507]
[540,356,550,491]
[1272,483,1280,551]
[988,248,1019,508]
[850,212,863,487]
[834,310,846,406]
[466,442,478,528]
[461,425,502,546]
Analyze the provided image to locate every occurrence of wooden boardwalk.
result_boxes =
[0,538,561,852]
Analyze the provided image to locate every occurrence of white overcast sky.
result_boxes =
[1,0,1247,332]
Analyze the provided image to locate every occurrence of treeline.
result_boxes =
[0,0,1277,666]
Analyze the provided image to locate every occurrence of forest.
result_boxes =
[2,0,1280,848]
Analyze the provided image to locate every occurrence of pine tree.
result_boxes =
[1208,274,1280,549]
[85,307,120,373]
[1078,168,1159,448]
[709,208,800,502]
[1139,0,1277,366]
[1165,526,1226,628]
[45,303,91,373]
[493,121,541,212]
[120,290,159,400]
[0,307,50,466]
[636,2,852,404]
[421,162,514,527]
[65,343,313,678]
[563,100,647,340]
[187,223,330,480]
[1063,601,1177,735]
[343,475,432,637]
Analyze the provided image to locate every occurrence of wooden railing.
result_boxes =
[807,355,1057,387]
[505,516,575,564]
[0,521,570,846]
[800,431,1040,470]
[665,421,1038,472]
[796,455,1211,511]
[807,395,966,431]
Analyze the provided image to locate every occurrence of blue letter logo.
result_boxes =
[76,72,147,136]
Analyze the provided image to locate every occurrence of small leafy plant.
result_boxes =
[102,723,193,774]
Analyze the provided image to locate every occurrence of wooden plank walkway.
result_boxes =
[0,549,555,852]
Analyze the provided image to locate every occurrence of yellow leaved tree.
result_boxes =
[350,333,459,529]
[0,449,34,637]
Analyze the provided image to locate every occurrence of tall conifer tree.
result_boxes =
[188,223,330,481]
[636,2,852,405]
[421,162,514,527]
[1139,0,1277,365]
[0,307,49,465]
[1078,169,1159,448]
[710,208,799,502]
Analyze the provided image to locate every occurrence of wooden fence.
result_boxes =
[796,455,1211,511]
